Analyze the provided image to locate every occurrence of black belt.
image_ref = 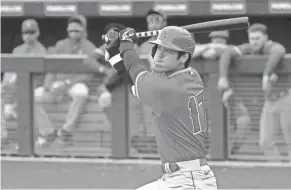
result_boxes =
[161,158,208,173]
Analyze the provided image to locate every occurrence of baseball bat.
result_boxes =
[103,17,249,42]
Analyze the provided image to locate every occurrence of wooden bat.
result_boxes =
[103,17,249,42]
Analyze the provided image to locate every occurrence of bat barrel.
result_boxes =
[182,17,249,33]
[102,17,249,42]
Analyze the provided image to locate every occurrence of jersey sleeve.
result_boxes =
[134,71,184,113]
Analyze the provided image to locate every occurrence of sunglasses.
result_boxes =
[67,30,82,33]
[147,15,164,24]
[22,30,36,35]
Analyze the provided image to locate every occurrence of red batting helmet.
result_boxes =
[149,26,195,55]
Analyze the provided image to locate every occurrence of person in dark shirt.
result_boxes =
[218,23,290,161]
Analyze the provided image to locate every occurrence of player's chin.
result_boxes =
[151,66,170,73]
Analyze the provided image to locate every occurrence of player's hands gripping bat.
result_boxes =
[103,28,124,74]
[119,27,138,57]
[119,27,137,43]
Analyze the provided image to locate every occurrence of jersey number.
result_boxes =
[188,91,205,134]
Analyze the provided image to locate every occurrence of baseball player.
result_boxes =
[104,26,217,189]
[1,19,47,143]
[35,14,96,147]
[218,23,290,160]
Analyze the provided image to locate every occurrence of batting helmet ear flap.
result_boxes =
[151,44,158,58]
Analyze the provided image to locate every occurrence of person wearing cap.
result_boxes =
[34,14,97,147]
[1,19,47,143]
[128,9,168,144]
[218,23,290,161]
[193,30,231,60]
[104,25,218,189]
[136,8,167,58]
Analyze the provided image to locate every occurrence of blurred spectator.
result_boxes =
[1,19,47,142]
[136,8,167,68]
[35,14,96,147]
[221,89,252,154]
[193,30,230,60]
[218,23,290,161]
[129,8,168,153]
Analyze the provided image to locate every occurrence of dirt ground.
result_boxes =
[1,159,291,189]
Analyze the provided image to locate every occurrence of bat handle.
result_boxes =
[102,29,161,43]
[136,30,161,38]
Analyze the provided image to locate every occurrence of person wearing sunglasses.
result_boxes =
[1,19,47,143]
[34,14,96,147]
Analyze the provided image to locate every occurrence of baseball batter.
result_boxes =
[104,26,217,189]
[218,23,291,160]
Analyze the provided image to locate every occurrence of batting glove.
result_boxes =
[103,28,125,74]
[119,28,137,58]
[119,27,137,43]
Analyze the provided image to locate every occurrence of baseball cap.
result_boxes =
[21,19,39,32]
[68,14,87,28]
[146,8,167,21]
[248,23,267,34]
[209,30,229,39]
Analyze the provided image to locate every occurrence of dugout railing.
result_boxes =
[1,54,291,161]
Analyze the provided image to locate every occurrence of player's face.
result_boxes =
[22,30,38,44]
[67,22,84,41]
[152,45,183,73]
[248,31,267,52]
[147,14,166,31]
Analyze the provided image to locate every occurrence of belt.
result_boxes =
[161,158,208,174]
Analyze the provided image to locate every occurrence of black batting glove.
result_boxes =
[119,27,137,58]
[119,27,137,43]
[102,28,125,74]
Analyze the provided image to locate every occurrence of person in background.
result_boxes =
[136,8,167,62]
[1,19,47,143]
[218,23,290,161]
[128,9,168,153]
[192,30,230,60]
[34,14,97,147]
